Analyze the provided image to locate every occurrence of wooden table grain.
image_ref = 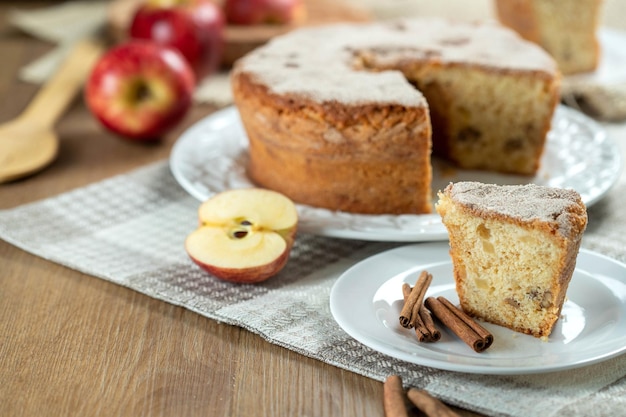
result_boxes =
[2,1,624,416]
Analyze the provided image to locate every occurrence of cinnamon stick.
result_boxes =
[408,272,432,329]
[419,305,441,342]
[424,296,493,352]
[407,388,462,417]
[399,271,432,329]
[402,284,440,342]
[383,375,409,417]
[437,296,493,347]
[401,283,412,300]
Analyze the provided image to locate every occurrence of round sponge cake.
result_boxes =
[231,18,560,214]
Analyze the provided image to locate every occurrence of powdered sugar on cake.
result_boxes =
[236,18,558,106]
[444,182,586,238]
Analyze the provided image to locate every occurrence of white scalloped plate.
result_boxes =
[170,105,621,242]
[330,243,626,375]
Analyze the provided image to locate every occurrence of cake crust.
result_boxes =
[233,70,433,214]
[441,182,588,240]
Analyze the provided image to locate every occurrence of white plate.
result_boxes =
[170,105,621,242]
[329,243,626,375]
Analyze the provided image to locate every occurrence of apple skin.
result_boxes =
[188,238,292,284]
[223,0,304,25]
[85,40,195,141]
[130,0,225,79]
[185,188,298,284]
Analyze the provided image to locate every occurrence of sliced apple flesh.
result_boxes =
[185,188,298,283]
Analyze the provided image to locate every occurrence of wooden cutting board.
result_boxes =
[107,0,371,66]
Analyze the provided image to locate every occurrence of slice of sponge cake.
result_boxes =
[436,181,588,339]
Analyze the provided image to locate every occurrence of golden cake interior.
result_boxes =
[359,55,559,175]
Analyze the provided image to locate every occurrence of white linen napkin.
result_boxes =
[8,1,109,84]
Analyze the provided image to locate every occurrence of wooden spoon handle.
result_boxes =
[22,39,104,128]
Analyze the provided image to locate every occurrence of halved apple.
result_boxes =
[185,188,298,283]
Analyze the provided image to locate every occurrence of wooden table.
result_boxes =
[1,2,624,416]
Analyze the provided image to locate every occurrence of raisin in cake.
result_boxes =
[436,181,587,339]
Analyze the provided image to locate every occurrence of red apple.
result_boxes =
[185,188,298,283]
[85,40,195,141]
[223,0,305,25]
[129,0,225,79]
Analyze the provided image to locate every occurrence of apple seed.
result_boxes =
[232,230,248,239]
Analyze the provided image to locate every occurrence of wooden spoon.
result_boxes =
[0,39,104,184]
